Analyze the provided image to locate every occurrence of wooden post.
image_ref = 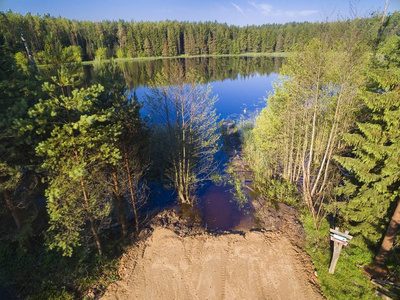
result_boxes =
[329,227,353,274]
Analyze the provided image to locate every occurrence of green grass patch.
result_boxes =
[301,212,377,299]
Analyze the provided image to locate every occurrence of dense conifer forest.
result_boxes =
[1,10,400,61]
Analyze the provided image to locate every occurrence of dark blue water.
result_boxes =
[122,57,282,229]
[211,73,278,119]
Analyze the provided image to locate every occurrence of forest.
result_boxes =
[0,10,399,61]
[0,9,400,300]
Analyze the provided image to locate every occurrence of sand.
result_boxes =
[101,226,323,300]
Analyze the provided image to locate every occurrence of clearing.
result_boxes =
[101,210,323,300]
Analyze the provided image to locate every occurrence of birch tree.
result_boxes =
[252,36,367,229]
[147,67,220,205]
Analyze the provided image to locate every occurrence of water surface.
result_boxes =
[87,56,283,229]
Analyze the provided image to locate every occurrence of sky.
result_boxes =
[0,0,399,26]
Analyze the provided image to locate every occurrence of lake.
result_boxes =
[87,56,283,229]
[87,56,283,120]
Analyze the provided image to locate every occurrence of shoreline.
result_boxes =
[82,52,289,65]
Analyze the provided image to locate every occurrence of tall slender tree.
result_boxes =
[251,35,366,229]
[0,39,39,249]
[147,66,220,205]
[93,61,149,235]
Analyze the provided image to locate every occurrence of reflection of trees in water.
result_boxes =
[95,57,283,90]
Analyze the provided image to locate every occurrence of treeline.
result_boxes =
[1,10,400,61]
[241,12,400,299]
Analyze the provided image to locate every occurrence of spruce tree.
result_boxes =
[336,35,400,265]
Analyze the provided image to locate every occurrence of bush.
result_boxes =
[95,47,108,60]
[116,47,126,59]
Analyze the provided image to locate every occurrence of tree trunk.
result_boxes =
[4,190,22,230]
[80,179,103,256]
[123,142,140,234]
[112,172,128,237]
[375,0,389,50]
[4,190,34,251]
[375,200,400,265]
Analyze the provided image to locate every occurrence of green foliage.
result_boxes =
[248,35,367,229]
[257,178,299,206]
[0,239,122,299]
[335,35,400,247]
[14,52,30,73]
[30,61,122,255]
[92,61,149,234]
[226,164,248,209]
[62,45,83,63]
[301,212,376,299]
[0,38,40,250]
[116,47,126,58]
[0,11,390,61]
[95,47,108,60]
[0,43,145,300]
[232,177,248,208]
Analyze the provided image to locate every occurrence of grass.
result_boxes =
[301,212,377,299]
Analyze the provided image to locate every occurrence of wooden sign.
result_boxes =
[329,227,353,274]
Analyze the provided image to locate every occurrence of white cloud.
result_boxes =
[258,4,273,15]
[250,2,272,16]
[231,2,246,16]
[249,2,318,18]
[298,10,318,16]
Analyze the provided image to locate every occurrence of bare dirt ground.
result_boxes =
[101,210,323,300]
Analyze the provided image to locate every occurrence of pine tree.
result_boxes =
[336,35,400,265]
[30,64,122,256]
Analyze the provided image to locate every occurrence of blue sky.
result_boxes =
[0,0,399,26]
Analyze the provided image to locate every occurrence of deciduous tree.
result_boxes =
[147,66,220,205]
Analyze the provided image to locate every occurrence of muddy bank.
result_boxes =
[254,201,307,248]
[101,209,323,300]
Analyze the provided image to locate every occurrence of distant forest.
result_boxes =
[1,10,400,61]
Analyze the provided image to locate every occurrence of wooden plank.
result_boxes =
[329,242,344,274]
[329,228,353,240]
[330,236,348,246]
[332,234,347,243]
